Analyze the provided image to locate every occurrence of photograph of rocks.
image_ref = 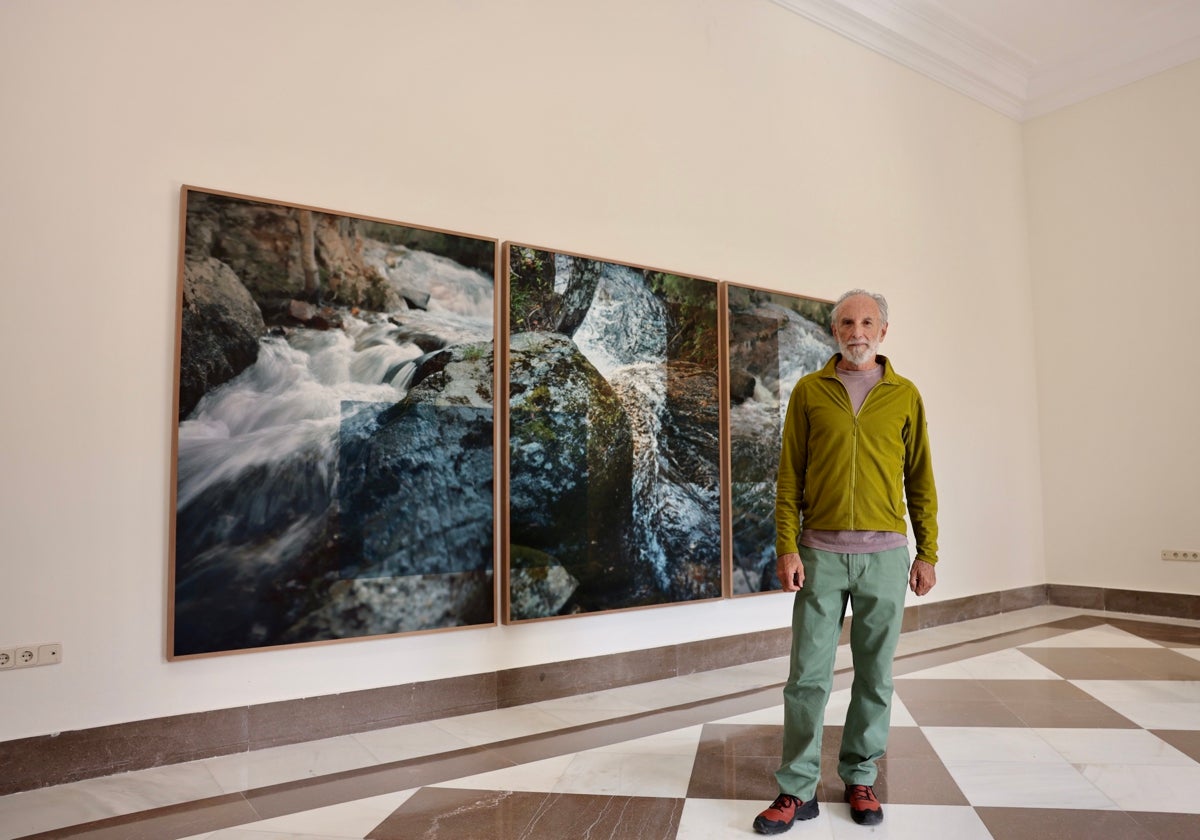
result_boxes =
[726,284,836,594]
[504,244,723,621]
[170,187,498,657]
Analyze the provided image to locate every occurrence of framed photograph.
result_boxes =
[724,283,836,594]
[169,186,499,657]
[502,244,723,621]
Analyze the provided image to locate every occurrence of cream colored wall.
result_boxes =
[1025,59,1200,596]
[0,0,1042,741]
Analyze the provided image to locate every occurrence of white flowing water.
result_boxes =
[177,245,494,522]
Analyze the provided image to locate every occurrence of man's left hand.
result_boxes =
[909,559,936,596]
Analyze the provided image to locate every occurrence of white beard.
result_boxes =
[839,340,878,366]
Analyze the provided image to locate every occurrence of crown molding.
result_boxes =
[770,0,1031,119]
[770,0,1200,121]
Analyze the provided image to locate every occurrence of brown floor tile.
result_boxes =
[1019,647,1200,680]
[1091,648,1200,679]
[367,787,684,840]
[980,679,1101,704]
[688,723,786,800]
[899,697,1027,727]
[1108,618,1200,648]
[1150,730,1200,764]
[975,807,1158,840]
[1005,700,1139,728]
[688,752,781,801]
[1127,810,1200,840]
[873,757,969,805]
[894,679,997,703]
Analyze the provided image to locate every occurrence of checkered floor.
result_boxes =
[4,606,1200,839]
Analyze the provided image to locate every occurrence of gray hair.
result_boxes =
[830,289,889,327]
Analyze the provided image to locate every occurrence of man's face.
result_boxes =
[833,295,887,367]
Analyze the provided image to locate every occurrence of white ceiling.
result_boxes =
[771,0,1200,119]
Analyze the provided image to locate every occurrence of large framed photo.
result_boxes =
[502,244,723,621]
[725,283,836,594]
[169,187,499,657]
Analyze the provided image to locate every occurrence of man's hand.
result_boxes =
[909,559,936,596]
[777,552,805,592]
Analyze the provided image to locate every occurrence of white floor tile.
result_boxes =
[1072,681,1200,729]
[588,724,704,755]
[941,759,1119,809]
[552,751,696,797]
[1081,762,1200,813]
[0,762,225,840]
[429,705,576,745]
[827,804,993,839]
[350,720,473,764]
[901,648,1060,680]
[676,797,836,840]
[923,726,1064,763]
[432,754,576,793]
[201,736,379,794]
[242,789,416,836]
[1034,727,1200,766]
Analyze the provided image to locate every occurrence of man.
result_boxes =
[754,290,938,834]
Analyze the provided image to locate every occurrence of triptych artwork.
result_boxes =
[169,187,835,658]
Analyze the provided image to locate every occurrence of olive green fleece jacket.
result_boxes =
[775,354,939,565]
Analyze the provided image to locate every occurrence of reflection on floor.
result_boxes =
[3,605,1200,839]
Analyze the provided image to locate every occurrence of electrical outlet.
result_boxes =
[1161,549,1200,562]
[1,642,63,671]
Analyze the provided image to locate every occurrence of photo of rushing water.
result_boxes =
[725,284,836,594]
[171,188,497,656]
[504,245,723,620]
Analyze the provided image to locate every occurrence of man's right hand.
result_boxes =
[777,552,805,591]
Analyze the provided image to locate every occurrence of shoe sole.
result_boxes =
[849,808,883,826]
[752,799,820,834]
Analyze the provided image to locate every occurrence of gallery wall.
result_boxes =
[1024,59,1200,597]
[0,0,1044,742]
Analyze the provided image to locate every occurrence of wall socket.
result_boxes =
[1162,549,1200,562]
[0,643,62,670]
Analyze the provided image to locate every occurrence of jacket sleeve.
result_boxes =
[775,385,808,556]
[904,391,939,565]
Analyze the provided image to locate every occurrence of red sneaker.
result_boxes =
[844,784,883,825]
[753,792,819,834]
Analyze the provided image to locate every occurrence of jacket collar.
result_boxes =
[820,353,898,383]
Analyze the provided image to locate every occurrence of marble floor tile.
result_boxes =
[1034,727,1199,766]
[350,721,475,764]
[676,797,836,840]
[1021,626,1162,648]
[941,759,1118,809]
[201,735,380,794]
[922,726,1065,763]
[975,806,1159,840]
[368,787,684,840]
[232,789,416,837]
[1080,762,1200,813]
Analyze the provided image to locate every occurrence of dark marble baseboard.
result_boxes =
[3,583,1198,795]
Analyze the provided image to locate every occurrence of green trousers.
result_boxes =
[775,546,910,800]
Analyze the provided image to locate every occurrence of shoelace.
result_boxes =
[771,793,801,811]
[846,785,878,805]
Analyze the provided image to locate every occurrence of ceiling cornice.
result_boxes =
[770,0,1200,121]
